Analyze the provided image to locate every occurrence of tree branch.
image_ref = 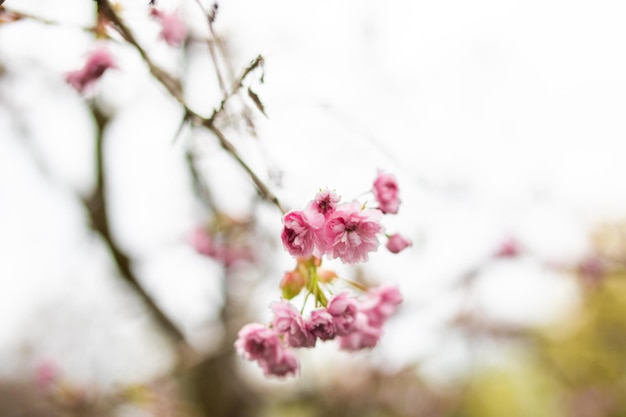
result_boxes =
[83,104,198,371]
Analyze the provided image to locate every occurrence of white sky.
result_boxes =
[1,0,626,387]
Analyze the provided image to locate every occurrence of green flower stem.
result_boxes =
[303,257,328,309]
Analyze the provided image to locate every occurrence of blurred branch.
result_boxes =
[82,103,198,372]
[0,6,95,31]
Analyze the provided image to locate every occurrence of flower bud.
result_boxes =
[386,233,412,254]
[280,270,306,299]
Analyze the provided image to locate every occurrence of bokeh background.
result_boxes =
[2,0,626,416]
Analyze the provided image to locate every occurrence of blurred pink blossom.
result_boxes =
[189,227,253,268]
[34,360,58,391]
[494,236,521,258]
[260,348,299,378]
[150,8,187,47]
[65,46,117,93]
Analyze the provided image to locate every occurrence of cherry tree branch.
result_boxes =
[83,103,198,372]
[98,0,285,214]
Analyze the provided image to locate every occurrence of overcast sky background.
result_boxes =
[1,0,626,388]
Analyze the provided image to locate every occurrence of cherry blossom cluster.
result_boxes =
[235,171,412,377]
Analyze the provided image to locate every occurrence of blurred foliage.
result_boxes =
[455,220,626,417]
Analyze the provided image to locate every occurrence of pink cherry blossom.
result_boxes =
[494,237,521,258]
[150,8,187,47]
[323,202,383,264]
[372,171,400,214]
[261,348,299,377]
[65,46,117,93]
[326,292,359,336]
[189,227,253,268]
[270,300,315,348]
[234,323,280,363]
[359,284,403,327]
[308,188,341,218]
[338,312,384,351]
[190,227,214,256]
[306,308,336,341]
[386,233,412,254]
[281,209,325,259]
[35,361,58,391]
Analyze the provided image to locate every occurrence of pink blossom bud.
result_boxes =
[386,233,412,254]
[280,270,306,299]
[317,269,338,283]
[372,171,400,214]
[150,8,187,47]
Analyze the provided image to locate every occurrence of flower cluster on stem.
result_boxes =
[235,171,410,377]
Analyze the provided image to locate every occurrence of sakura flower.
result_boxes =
[338,312,384,351]
[323,202,383,264]
[65,46,117,93]
[359,284,403,327]
[386,233,412,254]
[270,300,315,348]
[308,188,341,218]
[372,171,400,214]
[326,292,359,336]
[35,361,58,391]
[307,308,336,341]
[281,209,325,259]
[190,227,214,256]
[189,227,253,268]
[494,236,521,258]
[150,8,187,47]
[261,347,299,377]
[235,323,280,363]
